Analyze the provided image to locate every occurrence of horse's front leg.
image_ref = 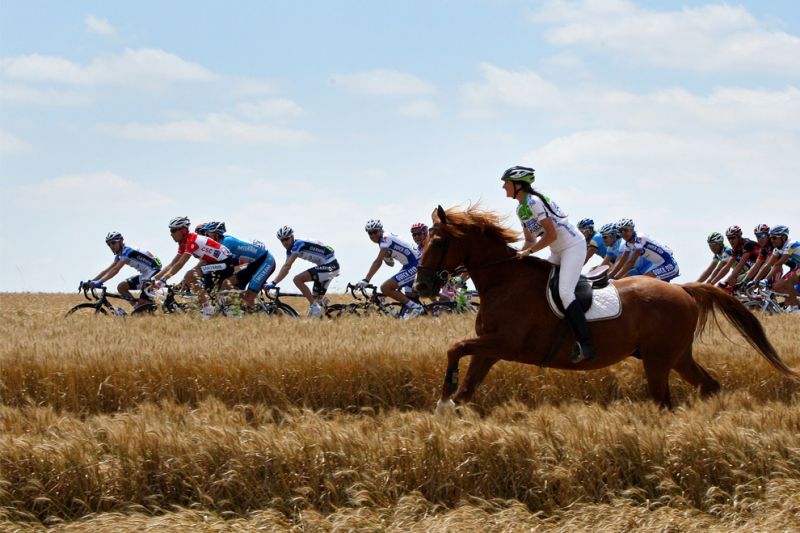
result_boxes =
[439,335,504,406]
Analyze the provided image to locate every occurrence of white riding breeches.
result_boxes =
[547,239,587,308]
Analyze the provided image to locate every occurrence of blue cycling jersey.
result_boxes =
[221,235,267,263]
[604,238,626,262]
[289,239,336,265]
[115,245,161,275]
[588,232,607,258]
[380,234,418,266]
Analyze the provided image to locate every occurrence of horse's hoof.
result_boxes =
[435,399,457,415]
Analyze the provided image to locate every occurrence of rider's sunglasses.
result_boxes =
[411,232,425,237]
[755,233,769,239]
[170,228,182,234]
[770,235,782,240]
[367,230,380,236]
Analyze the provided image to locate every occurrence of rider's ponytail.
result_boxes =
[518,183,567,219]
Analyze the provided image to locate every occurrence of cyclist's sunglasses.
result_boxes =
[755,232,769,238]
[411,232,426,237]
[367,230,381,235]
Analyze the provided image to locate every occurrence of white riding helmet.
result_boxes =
[365,219,383,232]
[105,231,123,243]
[617,218,635,230]
[168,216,191,230]
[276,225,294,239]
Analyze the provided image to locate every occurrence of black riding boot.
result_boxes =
[564,300,596,364]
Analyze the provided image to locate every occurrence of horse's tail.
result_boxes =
[682,282,799,380]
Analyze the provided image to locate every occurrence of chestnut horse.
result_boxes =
[414,205,798,409]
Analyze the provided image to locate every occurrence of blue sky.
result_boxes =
[1,0,798,292]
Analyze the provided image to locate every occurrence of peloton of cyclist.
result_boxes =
[82,232,162,309]
[696,232,732,284]
[577,218,607,264]
[151,216,234,318]
[610,219,679,282]
[269,226,340,318]
[762,226,800,310]
[203,222,276,310]
[356,219,424,319]
[714,226,760,289]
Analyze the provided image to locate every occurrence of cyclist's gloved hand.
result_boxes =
[90,280,103,288]
[758,279,771,287]
[264,282,276,291]
[151,279,165,290]
[745,280,756,288]
[356,279,369,289]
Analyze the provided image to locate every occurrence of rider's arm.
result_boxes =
[765,254,788,281]
[751,254,777,282]
[696,260,716,283]
[615,251,640,279]
[271,254,298,285]
[741,256,765,284]
[709,256,734,285]
[520,219,556,256]
[93,260,127,284]
[363,249,389,283]
[584,241,598,264]
[708,260,730,284]
[600,254,613,268]
[155,253,191,281]
[608,251,629,278]
[722,259,747,286]
[519,226,536,251]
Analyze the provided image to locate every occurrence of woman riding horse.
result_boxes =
[414,205,798,409]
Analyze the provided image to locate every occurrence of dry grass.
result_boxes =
[1,293,799,531]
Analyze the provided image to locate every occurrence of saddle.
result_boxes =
[548,264,609,314]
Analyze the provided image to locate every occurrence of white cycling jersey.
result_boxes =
[379,234,418,266]
[517,193,584,252]
[114,246,161,277]
[624,233,674,266]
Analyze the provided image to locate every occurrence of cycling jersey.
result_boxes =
[588,232,608,258]
[221,235,267,263]
[288,239,336,265]
[773,240,800,268]
[517,193,583,252]
[730,239,760,268]
[714,247,733,263]
[757,243,774,261]
[604,238,626,263]
[379,234,418,266]
[178,233,232,263]
[624,233,675,267]
[114,246,161,276]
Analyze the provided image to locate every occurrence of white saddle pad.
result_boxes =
[546,280,622,322]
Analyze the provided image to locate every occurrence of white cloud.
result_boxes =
[531,0,800,73]
[398,99,439,118]
[85,15,115,36]
[110,113,314,145]
[236,98,305,119]
[232,78,277,96]
[18,171,173,209]
[0,82,90,106]
[460,63,562,117]
[0,48,217,84]
[0,130,31,154]
[331,69,436,96]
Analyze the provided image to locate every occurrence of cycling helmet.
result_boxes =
[617,218,635,230]
[707,232,725,245]
[577,218,594,230]
[500,166,535,184]
[365,219,383,232]
[599,223,619,236]
[276,225,294,239]
[105,231,123,243]
[754,223,770,236]
[410,222,428,234]
[203,221,226,235]
[725,225,742,238]
[168,216,191,230]
[769,225,789,238]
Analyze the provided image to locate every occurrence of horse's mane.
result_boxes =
[439,204,520,244]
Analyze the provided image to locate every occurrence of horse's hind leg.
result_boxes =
[453,356,499,404]
[641,351,674,409]
[673,345,720,398]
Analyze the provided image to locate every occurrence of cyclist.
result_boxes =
[612,219,679,282]
[356,219,424,319]
[152,216,233,318]
[410,222,429,258]
[577,218,607,264]
[763,226,799,309]
[741,224,774,285]
[203,222,276,310]
[269,225,339,318]
[82,232,162,309]
[714,226,760,289]
[501,165,594,364]
[696,232,732,284]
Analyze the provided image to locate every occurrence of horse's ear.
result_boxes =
[436,205,447,225]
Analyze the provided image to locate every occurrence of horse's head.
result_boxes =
[415,205,519,297]
[415,206,467,297]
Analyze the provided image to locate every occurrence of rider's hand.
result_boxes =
[517,249,531,259]
[356,279,369,289]
[152,279,165,290]
[90,280,103,288]
[264,282,276,291]
[745,280,756,288]
[716,281,729,289]
[758,279,771,287]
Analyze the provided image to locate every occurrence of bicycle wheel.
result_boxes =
[425,302,456,317]
[261,302,299,318]
[64,303,108,317]
[325,303,360,318]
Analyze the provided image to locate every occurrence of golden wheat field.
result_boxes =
[1,293,799,532]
